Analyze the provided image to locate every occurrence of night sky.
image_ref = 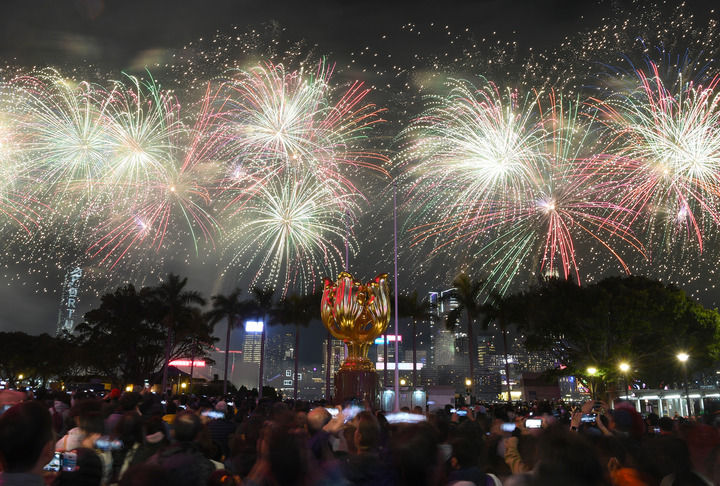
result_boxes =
[0,0,718,354]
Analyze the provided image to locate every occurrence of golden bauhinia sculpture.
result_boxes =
[321,272,391,372]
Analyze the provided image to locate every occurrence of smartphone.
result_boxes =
[61,451,77,472]
[456,410,468,416]
[202,410,224,419]
[581,413,597,423]
[653,426,661,434]
[95,437,123,451]
[226,401,234,407]
[43,452,62,472]
[385,412,426,424]
[525,418,542,429]
[325,407,339,417]
[501,423,516,432]
[343,405,364,423]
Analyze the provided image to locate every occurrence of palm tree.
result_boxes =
[445,273,484,397]
[206,288,252,395]
[397,290,434,387]
[271,292,318,401]
[481,291,516,403]
[153,274,206,395]
[249,286,275,399]
[176,308,215,393]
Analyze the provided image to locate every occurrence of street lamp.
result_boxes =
[464,378,472,404]
[619,362,630,400]
[677,352,692,418]
[587,367,597,400]
[400,378,407,386]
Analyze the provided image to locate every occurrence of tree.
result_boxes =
[480,291,524,403]
[248,286,275,399]
[177,308,216,392]
[396,290,434,387]
[76,283,214,387]
[0,332,82,388]
[271,292,318,401]
[152,274,206,394]
[206,288,253,395]
[445,273,485,396]
[76,284,164,385]
[512,276,720,399]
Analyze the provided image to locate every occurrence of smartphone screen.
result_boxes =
[525,418,542,429]
[43,452,62,472]
[581,413,597,423]
[62,451,77,472]
[501,423,516,432]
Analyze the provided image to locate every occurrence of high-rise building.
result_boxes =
[265,329,295,379]
[242,321,264,364]
[56,266,83,335]
[322,337,345,398]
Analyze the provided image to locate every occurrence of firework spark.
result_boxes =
[591,60,720,253]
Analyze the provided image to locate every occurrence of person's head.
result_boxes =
[118,392,141,413]
[77,411,104,438]
[172,412,202,442]
[119,463,170,486]
[591,435,627,481]
[659,416,675,433]
[354,411,380,452]
[114,413,143,447]
[0,400,55,474]
[143,417,168,445]
[390,422,441,486]
[306,407,331,435]
[260,424,309,486]
[449,437,476,470]
[534,428,608,486]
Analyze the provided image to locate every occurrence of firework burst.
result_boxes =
[396,77,546,258]
[225,170,356,294]
[591,60,720,253]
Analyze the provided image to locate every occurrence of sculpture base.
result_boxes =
[334,368,378,405]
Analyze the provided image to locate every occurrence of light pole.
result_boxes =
[465,378,472,405]
[587,366,597,400]
[619,362,630,401]
[392,180,400,411]
[677,352,692,418]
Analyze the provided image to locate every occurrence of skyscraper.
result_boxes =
[56,266,82,335]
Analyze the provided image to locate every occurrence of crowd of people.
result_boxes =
[0,388,719,486]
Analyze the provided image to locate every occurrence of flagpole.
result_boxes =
[393,180,400,412]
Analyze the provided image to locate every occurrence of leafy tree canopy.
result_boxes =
[510,276,720,388]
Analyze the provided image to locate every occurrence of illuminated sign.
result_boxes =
[169,360,206,367]
[374,335,402,345]
[376,362,424,370]
[245,321,264,333]
[56,266,83,335]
